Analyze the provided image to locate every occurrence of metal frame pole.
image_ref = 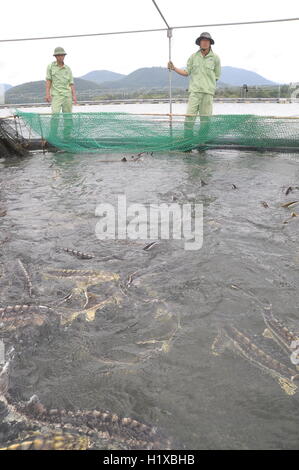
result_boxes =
[167,28,173,117]
[152,1,173,127]
[0,17,297,43]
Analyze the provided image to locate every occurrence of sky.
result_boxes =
[0,0,298,86]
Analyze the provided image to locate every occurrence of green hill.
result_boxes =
[5,78,100,104]
[98,67,190,89]
[88,66,275,90]
[221,66,277,86]
[4,65,280,103]
[0,84,12,91]
[80,70,125,84]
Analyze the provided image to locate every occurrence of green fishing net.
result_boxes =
[17,110,299,153]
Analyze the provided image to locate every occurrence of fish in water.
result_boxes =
[17,259,34,297]
[0,354,172,450]
[212,325,299,395]
[0,332,173,450]
[0,360,10,396]
[126,271,139,288]
[58,248,94,260]
[282,212,298,224]
[44,269,119,283]
[60,296,122,325]
[43,269,120,308]
[143,241,159,251]
[290,343,299,366]
[57,249,122,262]
[0,431,91,450]
[6,394,172,450]
[262,307,299,366]
[281,201,299,208]
[0,305,55,332]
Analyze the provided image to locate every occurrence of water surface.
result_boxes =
[0,109,299,449]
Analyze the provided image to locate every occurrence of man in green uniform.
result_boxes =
[168,32,221,141]
[46,47,77,139]
[46,47,77,112]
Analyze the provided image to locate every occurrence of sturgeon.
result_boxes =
[17,259,34,297]
[0,393,172,450]
[58,248,94,260]
[0,305,55,332]
[43,269,120,308]
[0,431,91,450]
[212,325,299,395]
[262,307,299,365]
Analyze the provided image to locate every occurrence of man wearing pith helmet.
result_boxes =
[168,32,221,137]
[46,47,77,113]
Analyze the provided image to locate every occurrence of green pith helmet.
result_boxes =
[195,32,215,45]
[53,47,67,56]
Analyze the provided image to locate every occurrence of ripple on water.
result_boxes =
[1,147,299,449]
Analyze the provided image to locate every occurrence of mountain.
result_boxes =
[80,70,125,84]
[97,67,190,90]
[92,66,274,90]
[220,66,277,86]
[0,84,12,91]
[4,66,279,103]
[5,78,100,104]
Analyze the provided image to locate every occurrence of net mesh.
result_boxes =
[17,111,299,153]
[0,118,29,157]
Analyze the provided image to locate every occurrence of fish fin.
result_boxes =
[61,311,80,325]
[290,350,299,366]
[85,297,116,322]
[277,377,297,396]
[85,308,96,322]
[161,341,171,353]
[262,328,274,339]
[211,330,230,356]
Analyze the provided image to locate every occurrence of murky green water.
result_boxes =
[0,148,299,449]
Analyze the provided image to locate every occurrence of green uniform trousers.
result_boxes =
[51,95,73,113]
[184,92,213,141]
[50,95,73,140]
[186,92,213,117]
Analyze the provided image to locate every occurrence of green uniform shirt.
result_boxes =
[46,62,74,97]
[186,49,221,95]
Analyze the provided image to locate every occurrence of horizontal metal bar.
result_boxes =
[6,112,299,120]
[0,17,298,43]
[174,17,299,30]
[0,28,167,43]
[0,98,294,110]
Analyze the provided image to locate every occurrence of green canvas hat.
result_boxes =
[53,47,67,56]
[195,32,214,45]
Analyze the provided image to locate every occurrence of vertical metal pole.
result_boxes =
[167,28,173,117]
[167,28,173,133]
[151,1,173,134]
